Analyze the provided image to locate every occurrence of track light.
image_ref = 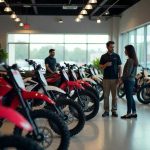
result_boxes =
[105,10,110,15]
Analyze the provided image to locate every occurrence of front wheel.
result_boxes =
[71,90,99,121]
[13,109,70,150]
[0,135,43,150]
[137,84,150,104]
[117,83,125,98]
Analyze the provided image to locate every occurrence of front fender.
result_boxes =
[82,78,97,85]
[46,86,66,94]
[21,90,55,105]
[0,105,32,132]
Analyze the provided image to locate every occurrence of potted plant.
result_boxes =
[0,49,8,63]
[92,58,102,74]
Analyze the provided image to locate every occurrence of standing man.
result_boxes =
[45,49,57,75]
[100,41,122,117]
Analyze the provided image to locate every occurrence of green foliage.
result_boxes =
[0,49,8,61]
[92,58,102,73]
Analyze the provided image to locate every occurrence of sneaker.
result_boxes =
[102,112,109,117]
[121,114,132,119]
[131,114,137,118]
[112,112,118,117]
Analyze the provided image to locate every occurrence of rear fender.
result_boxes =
[0,105,32,132]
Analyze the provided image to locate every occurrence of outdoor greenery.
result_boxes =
[0,49,8,62]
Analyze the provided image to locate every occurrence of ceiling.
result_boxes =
[0,0,140,18]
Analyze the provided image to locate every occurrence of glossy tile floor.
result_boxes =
[69,98,150,150]
[1,98,150,150]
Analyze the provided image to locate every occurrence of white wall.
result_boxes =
[119,0,150,33]
[0,15,117,49]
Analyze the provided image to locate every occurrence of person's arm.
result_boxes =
[118,65,122,78]
[45,64,54,74]
[99,55,111,70]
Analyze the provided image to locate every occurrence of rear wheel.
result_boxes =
[13,109,70,150]
[0,135,43,150]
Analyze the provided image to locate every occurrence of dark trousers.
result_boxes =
[124,80,136,114]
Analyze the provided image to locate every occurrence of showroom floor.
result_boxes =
[1,98,150,150]
[69,98,150,150]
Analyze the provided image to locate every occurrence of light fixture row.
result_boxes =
[75,0,97,22]
[0,0,24,27]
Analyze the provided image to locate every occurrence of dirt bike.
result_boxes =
[23,59,85,137]
[0,63,70,150]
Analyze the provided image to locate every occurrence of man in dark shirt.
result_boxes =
[45,49,57,75]
[100,41,122,117]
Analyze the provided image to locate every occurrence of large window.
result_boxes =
[8,34,109,70]
[120,24,150,67]
[147,25,150,68]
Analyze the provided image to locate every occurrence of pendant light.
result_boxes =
[81,9,87,15]
[85,4,92,10]
[14,17,21,22]
[0,0,5,3]
[4,5,12,12]
[19,22,24,27]
[97,18,101,24]
[78,14,84,19]
[75,18,81,22]
[89,0,97,3]
[10,12,17,19]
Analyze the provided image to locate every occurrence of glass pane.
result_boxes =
[129,31,135,46]
[64,35,86,43]
[87,35,109,43]
[30,34,64,43]
[136,27,146,66]
[8,34,29,43]
[64,44,86,65]
[8,44,29,70]
[30,44,64,68]
[88,44,107,63]
[147,25,150,68]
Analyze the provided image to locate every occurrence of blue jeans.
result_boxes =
[124,80,136,114]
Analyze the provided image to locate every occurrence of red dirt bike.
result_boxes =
[0,105,43,150]
[23,59,85,137]
[0,63,70,150]
[46,64,99,121]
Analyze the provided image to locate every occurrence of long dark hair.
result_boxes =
[125,45,138,66]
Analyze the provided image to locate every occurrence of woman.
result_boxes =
[121,45,138,119]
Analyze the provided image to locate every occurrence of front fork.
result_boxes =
[17,90,43,140]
